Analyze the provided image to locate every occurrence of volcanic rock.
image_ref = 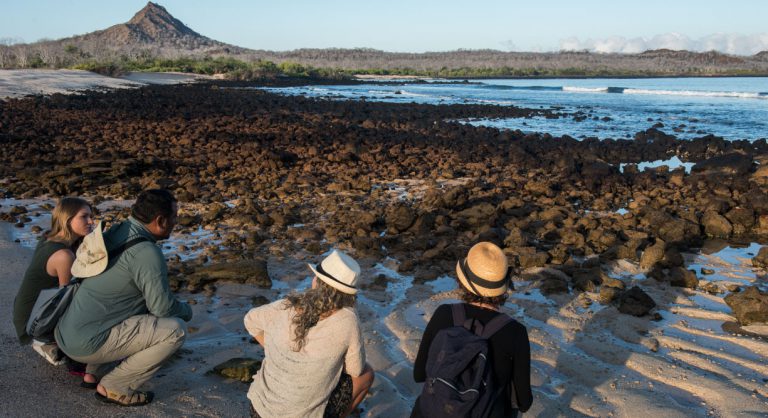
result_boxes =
[724,286,768,325]
[386,205,416,233]
[210,358,262,383]
[752,247,768,268]
[668,267,699,289]
[187,259,271,288]
[701,211,733,238]
[640,239,666,270]
[616,286,656,316]
[692,153,753,177]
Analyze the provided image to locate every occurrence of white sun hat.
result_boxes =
[308,249,361,294]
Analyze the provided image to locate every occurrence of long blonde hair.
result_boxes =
[283,279,356,351]
[45,197,91,247]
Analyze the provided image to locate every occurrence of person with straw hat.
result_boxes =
[411,242,533,417]
[244,249,375,418]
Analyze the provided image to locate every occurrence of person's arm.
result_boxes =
[244,300,281,346]
[511,325,533,412]
[133,244,192,321]
[343,311,366,377]
[413,304,451,382]
[46,248,75,287]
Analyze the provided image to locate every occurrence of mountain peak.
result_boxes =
[126,2,201,41]
[129,2,173,24]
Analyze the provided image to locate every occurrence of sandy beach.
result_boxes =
[2,199,768,417]
[1,70,768,417]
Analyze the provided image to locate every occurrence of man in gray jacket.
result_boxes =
[56,189,192,407]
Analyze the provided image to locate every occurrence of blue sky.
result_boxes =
[2,0,768,54]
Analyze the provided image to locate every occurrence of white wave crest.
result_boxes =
[623,88,766,99]
[563,86,609,93]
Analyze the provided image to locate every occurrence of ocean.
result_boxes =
[261,77,768,143]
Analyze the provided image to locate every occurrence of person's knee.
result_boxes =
[354,364,375,390]
[163,317,187,345]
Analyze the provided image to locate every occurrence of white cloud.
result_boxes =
[557,33,768,55]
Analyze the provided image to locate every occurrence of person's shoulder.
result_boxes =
[251,299,288,315]
[48,247,75,262]
[495,313,527,335]
[338,306,360,321]
[433,303,456,317]
[127,239,161,258]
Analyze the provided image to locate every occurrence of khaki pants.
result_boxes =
[69,314,187,394]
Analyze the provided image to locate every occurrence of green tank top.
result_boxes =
[12,239,70,344]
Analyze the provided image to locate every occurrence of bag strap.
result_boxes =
[451,303,467,327]
[480,313,513,339]
[107,236,150,261]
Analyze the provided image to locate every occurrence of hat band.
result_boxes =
[460,258,508,290]
[316,263,356,291]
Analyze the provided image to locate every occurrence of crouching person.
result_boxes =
[55,189,192,406]
[412,242,532,418]
[245,249,374,418]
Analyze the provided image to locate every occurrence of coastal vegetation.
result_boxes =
[1,2,767,80]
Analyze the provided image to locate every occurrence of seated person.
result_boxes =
[245,249,375,418]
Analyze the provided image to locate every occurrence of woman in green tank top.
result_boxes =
[12,197,94,382]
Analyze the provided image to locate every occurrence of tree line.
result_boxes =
[2,39,768,79]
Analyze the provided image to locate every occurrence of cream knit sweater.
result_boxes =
[244,300,366,418]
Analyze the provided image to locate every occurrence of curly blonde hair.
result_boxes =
[283,279,356,351]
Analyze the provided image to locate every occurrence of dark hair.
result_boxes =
[455,277,509,307]
[131,189,177,224]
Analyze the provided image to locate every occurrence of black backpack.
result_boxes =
[418,304,513,418]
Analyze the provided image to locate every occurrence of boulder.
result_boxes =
[640,239,666,270]
[668,267,699,289]
[517,251,549,269]
[209,358,262,383]
[386,204,416,232]
[571,268,605,292]
[657,218,700,245]
[616,286,656,316]
[599,286,621,304]
[725,207,755,235]
[692,153,753,177]
[724,286,768,325]
[751,246,768,268]
[701,211,733,238]
[453,202,497,227]
[187,259,271,288]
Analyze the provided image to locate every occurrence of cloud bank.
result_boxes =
[558,33,768,56]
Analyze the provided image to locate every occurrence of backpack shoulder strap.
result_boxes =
[107,236,150,260]
[480,313,513,339]
[450,303,467,327]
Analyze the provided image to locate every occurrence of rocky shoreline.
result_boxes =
[2,80,768,415]
[2,82,767,290]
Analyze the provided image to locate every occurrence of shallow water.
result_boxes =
[261,77,768,141]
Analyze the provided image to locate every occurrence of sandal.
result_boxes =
[95,390,154,407]
[80,373,98,389]
[80,381,98,390]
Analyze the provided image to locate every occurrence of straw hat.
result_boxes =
[308,249,361,294]
[456,242,509,297]
[71,221,108,278]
